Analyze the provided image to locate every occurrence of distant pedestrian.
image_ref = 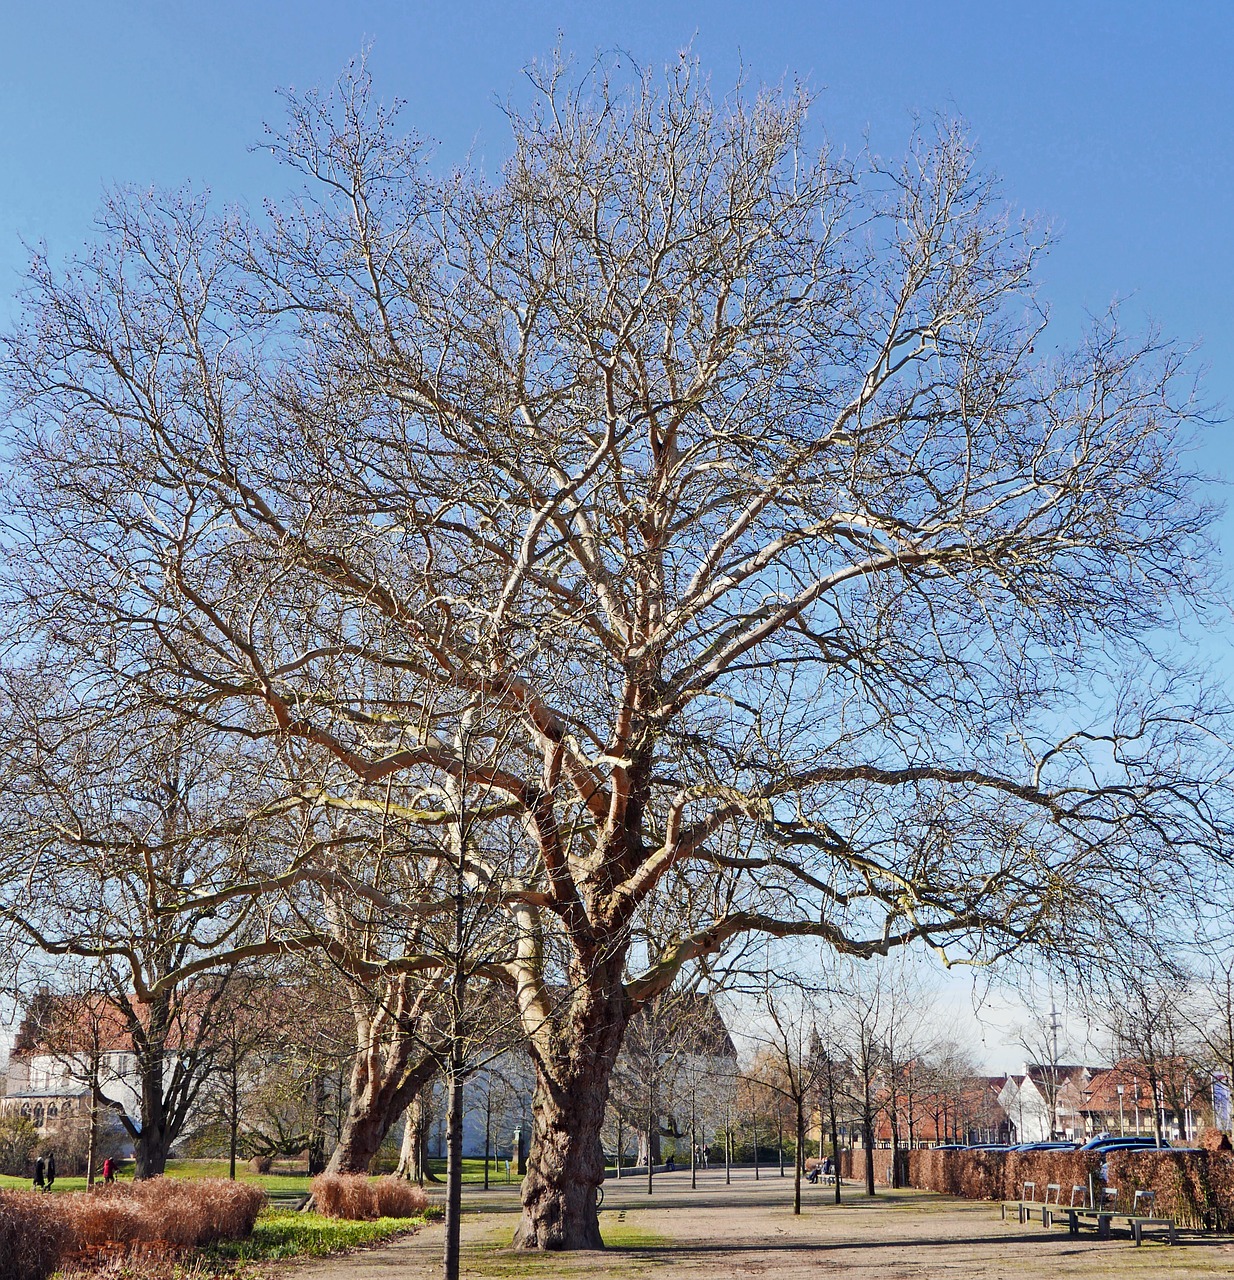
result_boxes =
[45,1152,56,1191]
[33,1155,45,1192]
[102,1156,115,1185]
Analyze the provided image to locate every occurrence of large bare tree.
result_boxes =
[2,55,1230,1246]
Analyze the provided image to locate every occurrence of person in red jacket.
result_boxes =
[101,1156,115,1185]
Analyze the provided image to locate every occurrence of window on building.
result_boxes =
[33,1104,44,1126]
[47,1105,58,1120]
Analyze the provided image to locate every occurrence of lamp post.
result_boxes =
[1116,1085,1125,1136]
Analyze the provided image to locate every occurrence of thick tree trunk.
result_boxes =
[307,1072,329,1175]
[395,1098,422,1181]
[513,987,627,1251]
[134,1056,171,1179]
[514,1062,610,1249]
[324,1058,437,1175]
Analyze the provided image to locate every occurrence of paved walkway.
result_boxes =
[287,1168,1234,1279]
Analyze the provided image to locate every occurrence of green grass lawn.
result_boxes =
[424,1156,514,1185]
[0,1154,508,1196]
[0,1172,94,1192]
[1,1155,514,1194]
[205,1207,426,1263]
[0,1159,314,1196]
[164,1158,313,1195]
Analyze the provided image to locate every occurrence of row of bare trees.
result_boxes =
[1,48,1232,1262]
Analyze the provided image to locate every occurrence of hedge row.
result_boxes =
[0,1180,265,1280]
[891,1146,1234,1230]
[1105,1150,1234,1230]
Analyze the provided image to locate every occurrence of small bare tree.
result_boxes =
[754,981,830,1214]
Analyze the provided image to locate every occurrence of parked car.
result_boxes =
[1079,1135,1171,1152]
[1013,1141,1078,1151]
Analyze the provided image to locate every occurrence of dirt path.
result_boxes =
[285,1168,1234,1279]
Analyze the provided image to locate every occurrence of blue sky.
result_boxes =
[2,2,1231,376]
[0,3,1231,1063]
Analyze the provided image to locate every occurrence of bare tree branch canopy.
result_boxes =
[1,54,1230,1248]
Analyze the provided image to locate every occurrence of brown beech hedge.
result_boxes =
[897,1146,1234,1229]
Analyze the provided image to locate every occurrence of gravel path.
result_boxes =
[283,1168,1234,1279]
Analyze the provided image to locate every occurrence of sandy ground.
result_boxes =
[284,1167,1234,1280]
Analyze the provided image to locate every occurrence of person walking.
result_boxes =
[45,1151,56,1191]
[102,1155,115,1185]
[33,1154,45,1192]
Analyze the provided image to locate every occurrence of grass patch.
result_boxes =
[465,1218,668,1277]
[0,1159,314,1196]
[204,1208,423,1262]
[165,1160,312,1195]
[0,1174,94,1193]
[423,1157,508,1185]
[599,1221,669,1250]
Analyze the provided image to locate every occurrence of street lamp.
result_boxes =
[1116,1085,1125,1136]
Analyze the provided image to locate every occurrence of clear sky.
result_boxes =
[1,2,1231,1067]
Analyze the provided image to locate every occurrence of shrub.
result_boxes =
[0,1190,72,1280]
[0,1115,40,1177]
[311,1174,428,1221]
[62,1178,266,1252]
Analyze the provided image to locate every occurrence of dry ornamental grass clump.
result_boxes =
[64,1179,266,1251]
[310,1174,428,1220]
[0,1178,267,1280]
[0,1190,72,1280]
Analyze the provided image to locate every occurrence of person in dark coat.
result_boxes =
[45,1151,56,1190]
[33,1154,45,1191]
